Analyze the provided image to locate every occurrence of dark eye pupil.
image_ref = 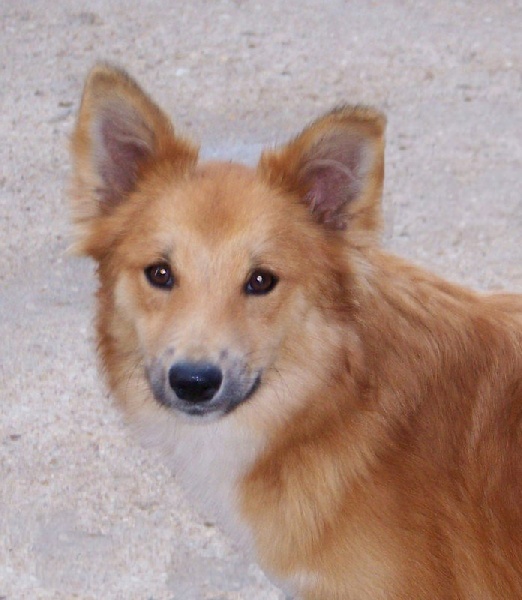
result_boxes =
[246,270,278,295]
[154,267,168,282]
[145,263,173,289]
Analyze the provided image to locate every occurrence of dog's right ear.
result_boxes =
[70,63,198,256]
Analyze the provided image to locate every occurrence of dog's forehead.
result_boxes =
[195,160,254,181]
[186,160,269,216]
[149,161,290,245]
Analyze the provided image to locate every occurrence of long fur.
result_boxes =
[70,64,522,599]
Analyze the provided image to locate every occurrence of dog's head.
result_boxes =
[70,64,385,423]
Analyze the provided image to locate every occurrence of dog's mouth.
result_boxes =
[146,360,262,419]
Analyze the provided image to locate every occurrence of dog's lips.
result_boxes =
[223,373,261,415]
[147,368,262,419]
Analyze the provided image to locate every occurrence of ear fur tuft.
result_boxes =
[258,105,386,233]
[70,63,198,254]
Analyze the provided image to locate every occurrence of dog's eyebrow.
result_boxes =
[144,245,174,264]
[248,252,280,273]
[149,240,175,261]
[248,235,290,266]
[248,250,268,266]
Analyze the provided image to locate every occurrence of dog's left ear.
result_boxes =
[258,106,386,233]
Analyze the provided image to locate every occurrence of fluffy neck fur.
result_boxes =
[239,246,522,599]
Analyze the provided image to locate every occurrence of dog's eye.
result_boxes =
[245,270,278,295]
[144,263,174,290]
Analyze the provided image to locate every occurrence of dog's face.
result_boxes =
[108,163,329,419]
[70,64,385,422]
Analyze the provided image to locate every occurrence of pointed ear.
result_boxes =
[70,63,198,253]
[258,106,386,233]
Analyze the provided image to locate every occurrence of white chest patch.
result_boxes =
[132,406,265,550]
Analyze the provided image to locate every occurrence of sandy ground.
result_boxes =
[1,1,521,598]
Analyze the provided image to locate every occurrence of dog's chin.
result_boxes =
[149,374,261,422]
[172,404,228,424]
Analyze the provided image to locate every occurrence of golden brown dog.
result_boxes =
[70,64,522,599]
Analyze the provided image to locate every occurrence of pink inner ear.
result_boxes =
[302,131,365,229]
[93,102,154,207]
[304,159,360,229]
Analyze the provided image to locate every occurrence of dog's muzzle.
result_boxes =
[147,358,261,418]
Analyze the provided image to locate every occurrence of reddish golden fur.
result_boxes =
[71,64,522,599]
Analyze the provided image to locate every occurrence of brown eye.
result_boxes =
[144,263,174,290]
[245,270,278,295]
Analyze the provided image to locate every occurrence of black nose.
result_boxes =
[168,362,223,403]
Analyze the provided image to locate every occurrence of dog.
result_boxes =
[70,63,522,599]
